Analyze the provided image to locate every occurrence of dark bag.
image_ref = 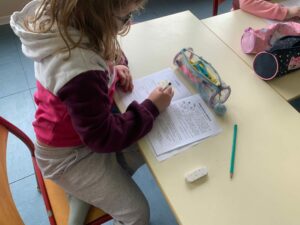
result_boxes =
[253,36,300,80]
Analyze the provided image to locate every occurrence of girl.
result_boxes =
[232,0,300,21]
[10,0,174,225]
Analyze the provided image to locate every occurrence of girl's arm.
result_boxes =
[57,70,159,153]
[239,0,288,20]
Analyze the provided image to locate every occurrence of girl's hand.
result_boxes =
[286,6,300,20]
[147,86,174,112]
[115,65,133,92]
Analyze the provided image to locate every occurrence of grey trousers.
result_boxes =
[35,143,149,225]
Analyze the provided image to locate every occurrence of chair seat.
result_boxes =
[0,125,25,225]
[44,179,108,225]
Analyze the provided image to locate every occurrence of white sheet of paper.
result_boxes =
[147,94,221,159]
[117,68,221,161]
[118,68,191,107]
[151,138,202,161]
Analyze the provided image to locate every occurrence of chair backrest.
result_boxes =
[0,116,112,225]
[0,116,57,224]
[0,117,26,225]
[0,116,58,225]
[213,0,219,16]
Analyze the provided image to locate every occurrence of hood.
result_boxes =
[10,0,88,62]
[9,0,108,95]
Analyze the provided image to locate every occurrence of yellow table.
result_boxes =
[202,10,300,101]
[116,11,300,225]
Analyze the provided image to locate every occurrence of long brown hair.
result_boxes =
[25,0,146,61]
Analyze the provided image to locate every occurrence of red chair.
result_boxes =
[213,0,220,16]
[213,0,235,16]
[0,116,112,225]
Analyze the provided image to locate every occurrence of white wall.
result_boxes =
[0,0,31,25]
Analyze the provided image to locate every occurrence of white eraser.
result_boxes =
[185,167,208,182]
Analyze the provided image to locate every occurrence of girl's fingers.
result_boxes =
[165,87,174,98]
[163,86,173,94]
[123,74,129,89]
[129,83,134,92]
[128,73,133,85]
[124,80,130,91]
[124,72,133,92]
[120,72,126,85]
[115,66,133,92]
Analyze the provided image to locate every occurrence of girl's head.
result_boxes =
[27,0,146,61]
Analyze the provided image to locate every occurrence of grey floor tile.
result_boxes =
[0,61,29,98]
[0,40,19,68]
[0,36,18,54]
[216,0,233,15]
[13,31,37,88]
[290,97,300,112]
[0,52,20,66]
[30,87,37,106]
[135,0,232,23]
[0,24,15,36]
[133,165,178,225]
[159,0,212,19]
[10,174,49,225]
[135,3,160,23]
[142,0,169,19]
[190,0,232,19]
[0,90,36,183]
[13,33,23,53]
[20,55,36,88]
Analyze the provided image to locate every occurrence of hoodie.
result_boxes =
[10,0,159,152]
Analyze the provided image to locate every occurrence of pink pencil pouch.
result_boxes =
[241,22,300,54]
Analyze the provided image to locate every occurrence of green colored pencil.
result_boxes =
[230,124,238,179]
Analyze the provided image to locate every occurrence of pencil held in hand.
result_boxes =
[148,84,174,112]
[162,82,172,91]
[230,124,238,179]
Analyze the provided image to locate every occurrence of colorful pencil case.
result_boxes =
[173,48,231,116]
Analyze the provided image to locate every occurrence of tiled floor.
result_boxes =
[0,1,232,225]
